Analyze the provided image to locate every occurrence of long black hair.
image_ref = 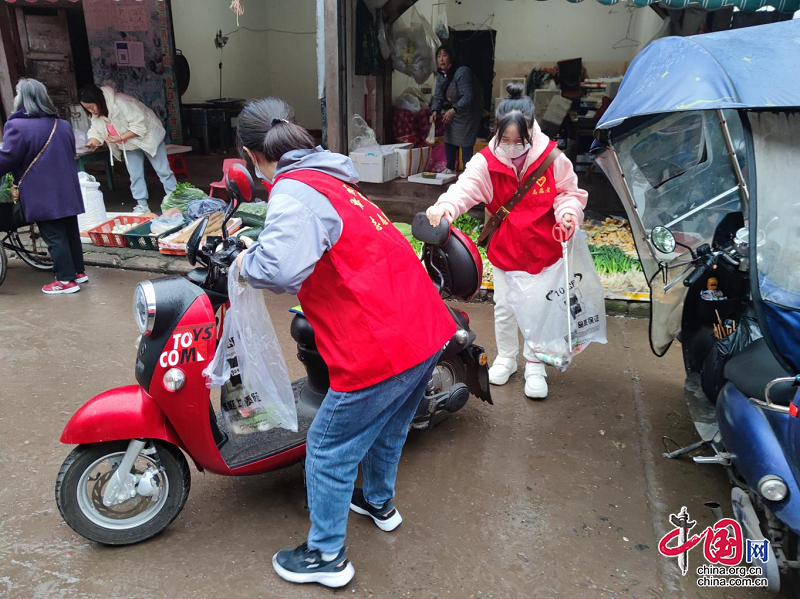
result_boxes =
[78,84,108,117]
[236,97,315,162]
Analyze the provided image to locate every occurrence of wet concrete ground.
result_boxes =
[0,263,782,598]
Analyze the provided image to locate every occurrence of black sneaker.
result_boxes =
[349,487,403,531]
[272,543,355,588]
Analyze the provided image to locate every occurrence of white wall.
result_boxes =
[391,0,664,101]
[171,0,321,128]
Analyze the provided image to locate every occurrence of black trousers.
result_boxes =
[37,216,85,282]
[444,142,474,171]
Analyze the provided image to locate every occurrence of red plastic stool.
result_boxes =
[168,153,190,178]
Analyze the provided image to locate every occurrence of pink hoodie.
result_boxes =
[434,120,588,226]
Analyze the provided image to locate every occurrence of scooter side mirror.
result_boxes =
[412,212,450,246]
[650,226,676,254]
[186,216,209,266]
[222,163,254,240]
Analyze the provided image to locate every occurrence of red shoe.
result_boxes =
[75,272,89,283]
[42,279,80,295]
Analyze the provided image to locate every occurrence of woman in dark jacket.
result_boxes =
[0,79,86,294]
[429,46,484,174]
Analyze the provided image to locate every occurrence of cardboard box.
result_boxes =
[396,146,431,178]
[350,143,412,183]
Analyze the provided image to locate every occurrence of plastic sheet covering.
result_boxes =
[204,262,298,433]
[598,20,800,131]
[751,111,800,370]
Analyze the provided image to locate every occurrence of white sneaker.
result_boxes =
[442,168,456,175]
[488,356,518,386]
[132,205,150,215]
[524,361,548,399]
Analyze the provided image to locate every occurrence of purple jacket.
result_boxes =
[0,111,84,222]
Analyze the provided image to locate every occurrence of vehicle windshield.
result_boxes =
[615,110,747,259]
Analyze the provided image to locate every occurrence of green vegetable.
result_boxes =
[589,243,642,275]
[234,202,267,227]
[161,183,208,214]
[0,173,13,204]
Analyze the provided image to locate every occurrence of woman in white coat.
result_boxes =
[80,84,176,214]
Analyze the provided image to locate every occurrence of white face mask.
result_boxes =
[496,142,530,160]
[254,163,273,184]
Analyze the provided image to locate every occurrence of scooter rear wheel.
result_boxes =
[55,440,190,545]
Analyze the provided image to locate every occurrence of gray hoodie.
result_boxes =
[239,147,357,295]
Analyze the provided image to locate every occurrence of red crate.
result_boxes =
[87,215,151,247]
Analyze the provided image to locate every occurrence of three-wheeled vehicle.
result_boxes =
[594,20,800,592]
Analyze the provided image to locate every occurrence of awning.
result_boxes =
[568,0,800,12]
[597,19,800,130]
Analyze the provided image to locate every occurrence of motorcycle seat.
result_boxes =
[724,338,797,405]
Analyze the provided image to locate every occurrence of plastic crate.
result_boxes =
[123,219,186,251]
[87,215,151,247]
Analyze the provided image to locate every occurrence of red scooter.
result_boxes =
[55,165,491,545]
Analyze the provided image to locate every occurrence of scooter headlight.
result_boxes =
[133,281,157,336]
[758,475,789,502]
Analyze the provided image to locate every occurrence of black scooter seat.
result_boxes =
[724,338,796,405]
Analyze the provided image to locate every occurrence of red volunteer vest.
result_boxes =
[273,169,456,392]
[481,141,561,275]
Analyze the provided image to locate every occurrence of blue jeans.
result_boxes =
[125,141,177,207]
[305,351,440,553]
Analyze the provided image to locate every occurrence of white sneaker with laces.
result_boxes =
[488,356,518,386]
[132,205,150,215]
[524,361,548,399]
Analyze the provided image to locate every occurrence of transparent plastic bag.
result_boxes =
[389,7,438,85]
[204,262,298,433]
[377,16,391,60]
[349,114,379,153]
[77,171,107,231]
[505,230,607,370]
[186,197,228,220]
[149,212,185,235]
[425,122,436,145]
[433,3,449,40]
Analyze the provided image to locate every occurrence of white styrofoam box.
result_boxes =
[396,146,431,178]
[350,143,412,183]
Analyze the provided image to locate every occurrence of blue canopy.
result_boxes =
[597,19,800,130]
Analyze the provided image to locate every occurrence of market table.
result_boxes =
[75,147,114,191]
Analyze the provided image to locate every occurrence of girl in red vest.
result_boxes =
[427,83,588,399]
[233,98,454,588]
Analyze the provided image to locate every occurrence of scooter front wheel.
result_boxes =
[55,440,190,545]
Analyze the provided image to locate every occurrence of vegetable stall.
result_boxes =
[394,214,649,301]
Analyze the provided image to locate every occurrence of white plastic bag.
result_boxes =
[505,230,607,370]
[349,114,379,153]
[204,262,298,433]
[77,171,107,232]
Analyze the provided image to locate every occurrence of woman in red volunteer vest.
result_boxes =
[233,98,454,588]
[427,83,588,399]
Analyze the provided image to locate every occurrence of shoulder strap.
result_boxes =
[495,146,562,219]
[476,146,562,248]
[19,119,58,186]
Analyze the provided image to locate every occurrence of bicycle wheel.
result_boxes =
[0,245,7,286]
[10,225,52,271]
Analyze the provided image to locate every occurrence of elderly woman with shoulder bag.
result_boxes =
[0,79,87,294]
